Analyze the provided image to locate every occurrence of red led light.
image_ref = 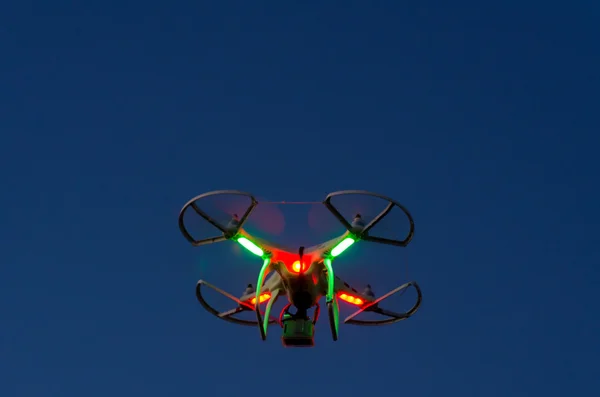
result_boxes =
[292,260,302,273]
[288,260,308,274]
[251,293,271,304]
[338,293,364,306]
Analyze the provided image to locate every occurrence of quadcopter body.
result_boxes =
[178,190,422,347]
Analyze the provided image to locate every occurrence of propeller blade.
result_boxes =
[215,199,286,236]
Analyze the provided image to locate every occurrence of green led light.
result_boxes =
[330,237,356,257]
[237,237,264,257]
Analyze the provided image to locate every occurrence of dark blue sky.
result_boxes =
[1,1,599,396]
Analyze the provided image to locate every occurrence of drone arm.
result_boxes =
[332,275,376,305]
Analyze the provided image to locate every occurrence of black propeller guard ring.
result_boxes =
[323,190,415,247]
[344,281,422,326]
[195,281,278,327]
[179,190,258,246]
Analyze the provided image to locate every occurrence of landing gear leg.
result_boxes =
[323,257,339,341]
[254,257,272,340]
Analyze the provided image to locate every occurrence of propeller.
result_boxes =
[351,214,365,231]
[215,197,286,236]
[308,201,377,238]
[362,284,375,299]
[242,283,255,296]
[309,192,401,239]
[185,192,286,236]
[226,213,240,231]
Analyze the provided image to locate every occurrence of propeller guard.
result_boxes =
[323,190,415,247]
[179,190,258,246]
[344,281,422,326]
[195,280,279,327]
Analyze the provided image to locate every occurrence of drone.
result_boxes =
[178,190,422,347]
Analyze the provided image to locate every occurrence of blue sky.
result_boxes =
[1,1,599,396]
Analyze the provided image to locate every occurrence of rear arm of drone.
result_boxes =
[343,281,422,325]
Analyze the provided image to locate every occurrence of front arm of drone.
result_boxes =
[322,190,415,247]
[178,190,259,246]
